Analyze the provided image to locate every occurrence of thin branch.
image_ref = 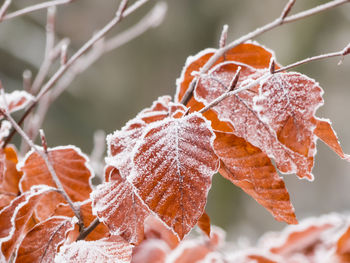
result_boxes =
[77,217,100,241]
[0,0,11,21]
[0,109,84,229]
[219,24,228,48]
[1,0,76,22]
[3,0,150,148]
[199,45,350,114]
[181,0,349,106]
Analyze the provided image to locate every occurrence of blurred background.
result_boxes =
[0,0,349,244]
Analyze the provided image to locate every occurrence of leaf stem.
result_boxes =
[77,218,100,241]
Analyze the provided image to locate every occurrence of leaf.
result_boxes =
[0,91,34,116]
[131,112,219,239]
[143,215,179,250]
[54,201,109,241]
[0,146,22,211]
[197,212,211,237]
[131,239,170,263]
[0,186,56,261]
[15,216,77,263]
[167,226,225,263]
[91,166,150,245]
[214,131,297,224]
[314,118,350,161]
[55,235,133,263]
[0,121,11,141]
[19,145,93,219]
[337,226,350,262]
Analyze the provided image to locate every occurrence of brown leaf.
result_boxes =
[214,131,297,224]
[131,113,219,239]
[15,216,76,263]
[19,146,93,219]
[55,235,133,263]
[197,212,211,237]
[0,186,55,261]
[0,147,22,211]
[91,166,150,245]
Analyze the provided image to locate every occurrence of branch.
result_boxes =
[0,0,76,22]
[77,218,100,241]
[3,0,150,148]
[201,0,349,74]
[199,44,350,114]
[0,109,84,229]
[180,0,349,106]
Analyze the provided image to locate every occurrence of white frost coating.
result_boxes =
[258,213,347,252]
[0,120,11,141]
[0,90,34,114]
[17,144,94,193]
[54,237,132,263]
[129,112,219,239]
[175,48,216,102]
[0,185,56,244]
[195,62,317,181]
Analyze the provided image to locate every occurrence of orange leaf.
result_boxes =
[0,186,56,261]
[15,216,76,263]
[214,131,297,224]
[337,226,350,262]
[197,212,211,237]
[314,118,350,161]
[55,235,133,263]
[91,166,150,245]
[0,91,34,117]
[19,146,93,220]
[0,147,22,211]
[131,113,219,239]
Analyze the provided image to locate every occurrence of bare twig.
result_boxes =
[90,130,106,182]
[0,109,84,228]
[199,45,350,114]
[228,66,241,91]
[280,0,296,20]
[0,0,12,21]
[22,70,32,92]
[1,0,76,22]
[219,24,228,49]
[201,0,349,74]
[77,217,100,241]
[3,0,151,148]
[181,0,349,106]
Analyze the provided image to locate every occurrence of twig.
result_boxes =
[201,0,349,74]
[0,109,84,228]
[0,0,76,22]
[51,1,167,100]
[199,44,350,114]
[77,217,100,241]
[90,130,106,182]
[181,0,349,105]
[22,70,32,92]
[219,25,228,49]
[0,0,11,21]
[3,0,150,148]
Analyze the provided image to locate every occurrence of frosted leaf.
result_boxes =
[0,90,34,117]
[91,167,149,245]
[15,216,77,263]
[107,120,147,179]
[19,145,94,208]
[195,62,319,180]
[131,112,219,239]
[0,146,22,211]
[166,226,225,263]
[0,185,56,261]
[215,131,297,224]
[131,239,170,263]
[54,235,132,263]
